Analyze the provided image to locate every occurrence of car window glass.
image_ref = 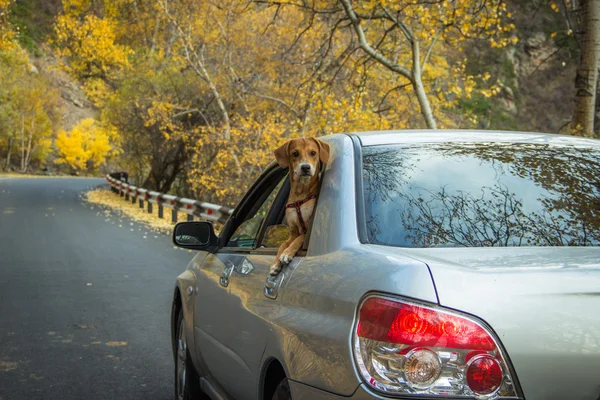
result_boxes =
[261,224,290,248]
[226,177,286,248]
[362,143,600,248]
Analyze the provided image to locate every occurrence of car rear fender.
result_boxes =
[260,245,437,396]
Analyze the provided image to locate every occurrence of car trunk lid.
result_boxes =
[398,246,600,400]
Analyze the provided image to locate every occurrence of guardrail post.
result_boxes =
[106,174,232,225]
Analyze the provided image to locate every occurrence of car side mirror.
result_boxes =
[173,221,219,253]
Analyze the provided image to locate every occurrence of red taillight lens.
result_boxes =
[466,355,503,395]
[357,297,495,350]
[353,295,519,398]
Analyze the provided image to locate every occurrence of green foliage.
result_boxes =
[8,0,61,55]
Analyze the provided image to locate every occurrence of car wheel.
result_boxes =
[272,379,291,400]
[174,309,206,400]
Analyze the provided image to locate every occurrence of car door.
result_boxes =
[195,165,289,399]
[224,176,300,400]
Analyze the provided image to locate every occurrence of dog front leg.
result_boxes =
[270,236,295,276]
[278,234,305,265]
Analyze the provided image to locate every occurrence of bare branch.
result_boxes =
[250,92,301,116]
[158,0,232,140]
[421,33,440,73]
[338,0,413,81]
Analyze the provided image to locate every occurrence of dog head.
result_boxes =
[274,138,330,180]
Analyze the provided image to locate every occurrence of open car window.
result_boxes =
[225,171,287,249]
[257,177,291,249]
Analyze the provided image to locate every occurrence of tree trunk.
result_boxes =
[23,120,34,173]
[20,116,25,172]
[338,0,438,129]
[411,40,438,129]
[595,67,600,135]
[573,0,600,136]
[4,135,13,171]
[22,118,33,173]
[142,140,186,193]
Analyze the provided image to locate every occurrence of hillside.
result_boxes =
[0,0,597,203]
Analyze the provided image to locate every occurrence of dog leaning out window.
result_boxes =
[268,138,330,276]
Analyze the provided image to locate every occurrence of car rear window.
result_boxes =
[361,143,600,248]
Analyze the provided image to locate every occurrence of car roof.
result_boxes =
[350,129,600,148]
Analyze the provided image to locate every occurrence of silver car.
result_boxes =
[170,131,600,400]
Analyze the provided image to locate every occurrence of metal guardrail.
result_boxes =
[105,175,234,224]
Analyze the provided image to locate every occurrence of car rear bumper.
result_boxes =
[289,380,417,400]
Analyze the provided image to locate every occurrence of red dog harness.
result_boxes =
[286,194,317,234]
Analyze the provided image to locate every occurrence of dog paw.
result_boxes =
[269,263,282,276]
[279,253,293,265]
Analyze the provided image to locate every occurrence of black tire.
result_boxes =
[174,309,208,400]
[272,379,292,400]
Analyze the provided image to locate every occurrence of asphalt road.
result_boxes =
[0,178,194,400]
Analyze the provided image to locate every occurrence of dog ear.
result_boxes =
[313,138,330,164]
[274,141,291,168]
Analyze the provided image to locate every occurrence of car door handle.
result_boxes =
[220,275,229,287]
[264,273,284,299]
[220,263,234,287]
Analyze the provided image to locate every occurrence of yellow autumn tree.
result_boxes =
[53,0,131,104]
[51,0,519,204]
[0,0,15,51]
[55,118,117,172]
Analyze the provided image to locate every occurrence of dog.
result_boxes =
[269,137,330,275]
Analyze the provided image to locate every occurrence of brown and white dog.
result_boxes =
[269,138,330,275]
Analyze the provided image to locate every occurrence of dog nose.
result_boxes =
[301,164,311,173]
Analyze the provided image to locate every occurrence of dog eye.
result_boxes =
[310,150,317,156]
[292,151,299,157]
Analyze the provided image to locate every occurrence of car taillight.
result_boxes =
[353,296,520,398]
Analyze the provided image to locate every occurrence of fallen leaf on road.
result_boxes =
[86,283,92,286]
[0,360,18,372]
[91,341,101,345]
[72,324,95,330]
[105,341,128,347]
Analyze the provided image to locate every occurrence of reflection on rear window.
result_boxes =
[362,143,600,248]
